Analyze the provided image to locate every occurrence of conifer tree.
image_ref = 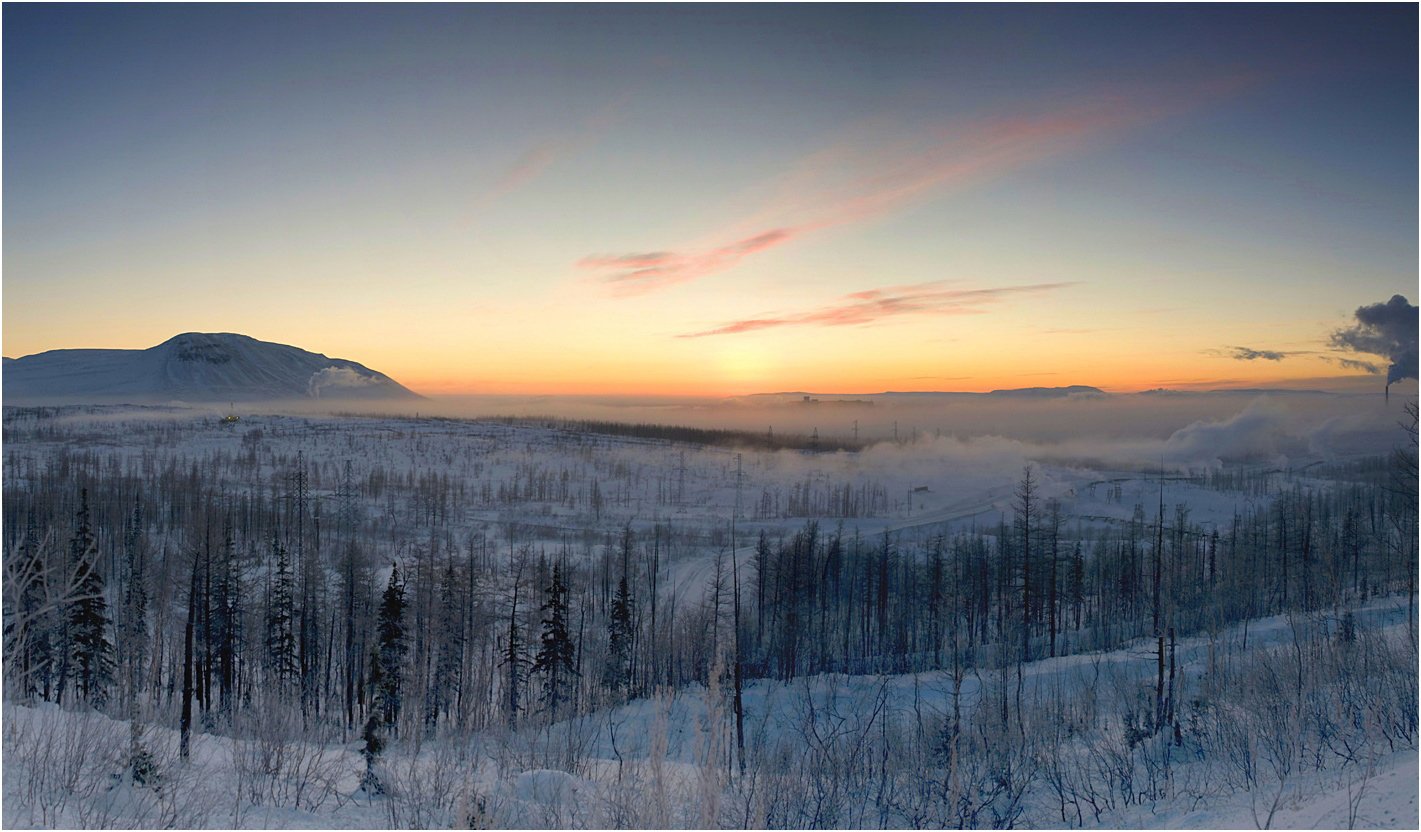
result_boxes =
[119,495,149,710]
[532,561,577,720]
[266,532,298,690]
[120,495,153,776]
[603,575,634,699]
[213,514,240,717]
[503,561,528,728]
[68,489,114,707]
[360,711,385,795]
[426,558,464,732]
[375,562,407,731]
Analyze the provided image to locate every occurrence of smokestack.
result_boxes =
[1331,295,1417,399]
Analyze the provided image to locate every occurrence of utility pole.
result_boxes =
[730,453,746,776]
[1154,459,1165,731]
[676,450,687,506]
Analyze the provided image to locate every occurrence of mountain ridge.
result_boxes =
[3,332,421,403]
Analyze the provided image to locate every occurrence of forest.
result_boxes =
[2,402,1417,828]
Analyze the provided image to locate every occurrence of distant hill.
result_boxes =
[1137,387,1337,397]
[744,385,1107,401]
[984,385,1106,398]
[3,332,420,403]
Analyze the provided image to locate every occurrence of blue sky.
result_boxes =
[5,4,1416,394]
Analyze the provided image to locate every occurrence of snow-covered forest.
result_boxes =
[3,401,1417,829]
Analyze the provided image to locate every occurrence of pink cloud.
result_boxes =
[582,76,1254,295]
[678,280,1076,338]
[585,227,803,295]
[478,95,630,208]
[489,140,568,199]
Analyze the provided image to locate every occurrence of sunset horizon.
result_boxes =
[5,324,1414,399]
[5,5,1416,399]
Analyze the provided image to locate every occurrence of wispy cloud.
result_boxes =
[678,280,1075,338]
[478,97,627,209]
[579,228,796,292]
[1206,345,1317,362]
[1331,357,1382,374]
[582,76,1253,296]
[488,140,570,199]
[1228,346,1290,361]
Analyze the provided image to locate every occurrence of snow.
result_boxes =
[2,333,417,403]
[3,404,1413,828]
[511,768,586,805]
[5,611,1415,829]
[1111,748,1418,829]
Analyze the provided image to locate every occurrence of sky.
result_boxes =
[3,4,1417,397]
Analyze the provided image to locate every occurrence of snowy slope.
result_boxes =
[5,600,1414,829]
[2,333,420,403]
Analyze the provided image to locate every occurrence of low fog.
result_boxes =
[13,386,1415,478]
[409,389,1406,458]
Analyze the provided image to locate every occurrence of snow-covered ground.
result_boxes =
[4,404,1413,829]
[1111,748,1416,830]
[4,597,1415,829]
[1,404,1309,586]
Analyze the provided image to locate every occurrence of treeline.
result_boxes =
[491,416,864,453]
[745,468,1417,682]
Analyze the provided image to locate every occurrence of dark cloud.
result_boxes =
[1229,346,1289,361]
[1330,295,1418,385]
[1208,346,1316,362]
[1329,357,1382,374]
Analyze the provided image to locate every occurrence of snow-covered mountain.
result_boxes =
[2,332,421,403]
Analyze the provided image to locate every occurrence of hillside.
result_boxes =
[2,332,419,403]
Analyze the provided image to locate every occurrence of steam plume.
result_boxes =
[1330,295,1418,393]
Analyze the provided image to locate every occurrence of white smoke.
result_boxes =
[307,366,381,398]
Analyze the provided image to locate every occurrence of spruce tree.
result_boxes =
[360,710,385,795]
[603,575,634,699]
[265,533,298,690]
[213,514,240,717]
[121,495,153,777]
[426,558,464,733]
[503,562,527,728]
[532,561,577,720]
[374,562,407,731]
[68,489,114,707]
[120,495,149,710]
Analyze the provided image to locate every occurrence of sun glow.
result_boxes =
[715,343,775,387]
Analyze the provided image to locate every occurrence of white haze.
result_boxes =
[332,390,1412,462]
[11,391,1412,518]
